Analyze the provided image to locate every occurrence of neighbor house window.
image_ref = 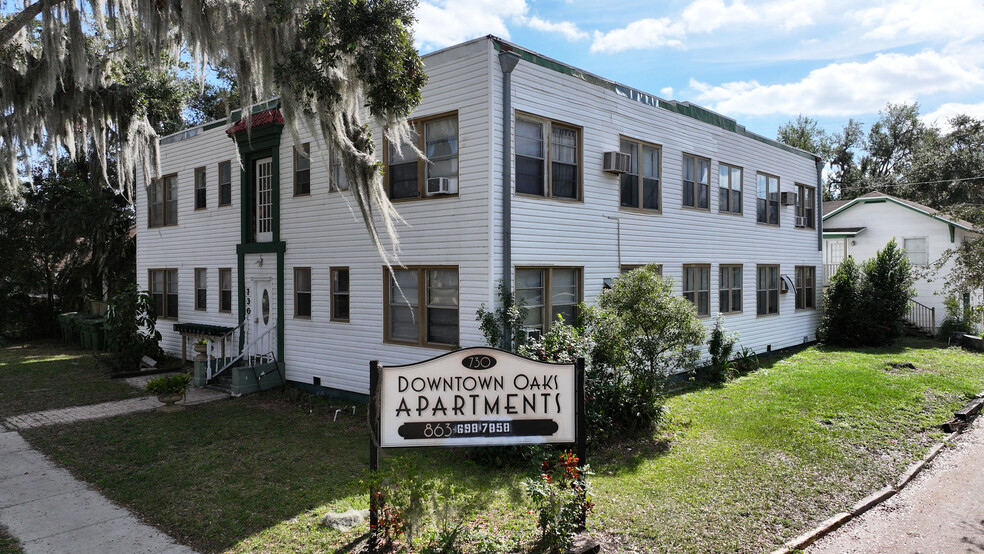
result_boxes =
[682,154,710,209]
[904,237,928,266]
[294,267,311,318]
[756,265,780,315]
[515,115,580,200]
[194,167,207,210]
[331,267,349,321]
[194,268,207,311]
[719,164,742,214]
[218,268,232,313]
[795,266,816,309]
[516,267,581,336]
[294,143,311,196]
[218,161,232,206]
[719,265,742,313]
[330,148,349,191]
[386,267,459,346]
[148,174,178,227]
[796,184,816,228]
[682,264,710,317]
[149,269,178,319]
[619,138,660,211]
[387,114,458,199]
[757,173,780,225]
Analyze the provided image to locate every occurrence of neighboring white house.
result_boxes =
[822,191,979,333]
[136,36,824,398]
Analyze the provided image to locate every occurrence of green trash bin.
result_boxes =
[79,317,106,351]
[58,312,77,343]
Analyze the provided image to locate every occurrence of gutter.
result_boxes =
[499,49,521,350]
[816,157,824,252]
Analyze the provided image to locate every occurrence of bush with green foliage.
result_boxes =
[105,284,162,372]
[937,295,980,339]
[525,450,592,554]
[707,314,738,383]
[145,372,190,395]
[820,240,914,347]
[476,281,529,352]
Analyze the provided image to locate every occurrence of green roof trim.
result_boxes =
[491,37,816,161]
[173,323,235,336]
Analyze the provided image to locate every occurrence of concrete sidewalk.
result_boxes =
[0,377,228,553]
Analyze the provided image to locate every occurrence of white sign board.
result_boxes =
[378,347,577,448]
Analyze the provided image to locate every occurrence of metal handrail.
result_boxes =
[905,299,936,336]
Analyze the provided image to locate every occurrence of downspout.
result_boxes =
[499,49,521,350]
[816,157,824,252]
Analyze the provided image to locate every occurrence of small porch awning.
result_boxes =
[173,323,235,337]
[823,226,867,238]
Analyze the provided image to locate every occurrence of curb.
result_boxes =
[772,399,979,554]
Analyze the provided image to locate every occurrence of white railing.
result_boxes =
[206,322,276,381]
[822,263,841,286]
[246,324,277,366]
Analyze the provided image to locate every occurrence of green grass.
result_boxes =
[0,528,23,554]
[19,337,984,553]
[0,340,145,418]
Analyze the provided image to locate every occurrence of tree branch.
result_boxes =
[0,0,72,45]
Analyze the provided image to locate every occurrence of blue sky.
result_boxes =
[411,0,984,140]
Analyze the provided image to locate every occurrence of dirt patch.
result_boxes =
[884,361,924,374]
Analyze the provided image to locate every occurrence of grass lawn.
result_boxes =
[0,340,145,418]
[19,337,984,553]
[0,529,22,554]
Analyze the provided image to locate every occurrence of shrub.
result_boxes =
[819,257,866,346]
[525,450,592,553]
[105,284,162,372]
[476,281,529,351]
[707,314,738,383]
[937,295,980,339]
[145,373,191,395]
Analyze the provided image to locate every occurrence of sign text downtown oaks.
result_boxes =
[376,347,579,448]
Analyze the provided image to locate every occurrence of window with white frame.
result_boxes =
[194,268,207,311]
[619,138,660,210]
[719,164,742,214]
[330,148,349,191]
[682,154,710,209]
[387,114,458,199]
[386,267,459,346]
[795,266,816,309]
[218,161,232,206]
[719,265,742,313]
[516,267,581,336]
[294,143,311,196]
[756,265,780,315]
[683,265,710,316]
[218,268,232,313]
[194,167,207,210]
[331,267,349,321]
[515,115,580,200]
[149,269,178,319]
[904,237,928,266]
[756,173,780,225]
[294,267,311,318]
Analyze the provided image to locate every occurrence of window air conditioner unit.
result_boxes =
[794,216,808,228]
[602,151,631,174]
[425,177,451,195]
[780,191,798,206]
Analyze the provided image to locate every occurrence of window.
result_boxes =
[719,265,742,313]
[619,138,660,210]
[516,115,580,200]
[218,161,232,206]
[331,267,349,321]
[683,265,710,317]
[386,267,459,346]
[904,237,928,266]
[796,184,816,228]
[294,267,311,318]
[756,173,780,224]
[149,269,178,319]
[255,157,273,242]
[682,154,710,209]
[218,268,232,313]
[387,114,458,199]
[756,265,780,315]
[516,267,581,336]
[795,266,816,309]
[719,164,742,214]
[330,148,349,191]
[194,167,207,210]
[148,174,178,227]
[194,268,207,311]
[294,143,311,196]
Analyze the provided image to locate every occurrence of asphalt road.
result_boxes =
[809,416,984,553]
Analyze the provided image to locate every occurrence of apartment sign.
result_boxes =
[373,347,580,448]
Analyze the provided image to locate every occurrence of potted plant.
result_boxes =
[146,373,192,411]
[193,338,208,354]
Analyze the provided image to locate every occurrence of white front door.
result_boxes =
[247,277,276,362]
[255,157,273,243]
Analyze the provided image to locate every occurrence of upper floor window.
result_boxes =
[756,173,780,225]
[516,115,580,200]
[149,269,178,319]
[387,114,458,199]
[330,148,349,192]
[516,267,581,336]
[682,154,710,210]
[719,164,742,214]
[294,143,311,196]
[218,161,232,206]
[386,267,459,347]
[194,167,207,210]
[796,184,816,228]
[148,174,178,228]
[904,237,928,266]
[619,138,660,211]
[682,264,710,317]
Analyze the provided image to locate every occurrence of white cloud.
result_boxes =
[690,50,984,117]
[590,18,686,54]
[851,0,984,44]
[414,0,528,51]
[660,87,675,98]
[519,16,588,41]
[923,102,984,130]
